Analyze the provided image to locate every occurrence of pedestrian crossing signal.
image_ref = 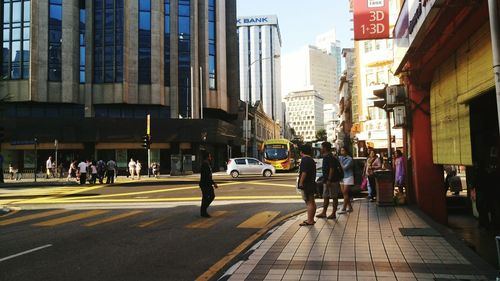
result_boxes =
[142,135,151,149]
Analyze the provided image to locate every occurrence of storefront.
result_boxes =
[394,0,500,226]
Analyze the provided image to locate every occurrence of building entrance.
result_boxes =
[469,91,500,230]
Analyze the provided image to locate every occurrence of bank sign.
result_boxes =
[237,15,278,27]
[353,0,390,40]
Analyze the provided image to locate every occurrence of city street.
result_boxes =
[0,173,306,281]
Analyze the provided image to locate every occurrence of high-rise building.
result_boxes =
[284,87,324,142]
[281,45,339,105]
[315,29,342,97]
[237,15,282,122]
[0,0,240,173]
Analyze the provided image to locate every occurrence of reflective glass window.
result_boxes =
[1,0,30,80]
[164,0,170,86]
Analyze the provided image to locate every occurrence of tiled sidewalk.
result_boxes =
[226,200,497,281]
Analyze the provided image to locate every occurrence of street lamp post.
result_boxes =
[245,54,280,157]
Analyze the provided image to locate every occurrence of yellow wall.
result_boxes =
[430,23,494,165]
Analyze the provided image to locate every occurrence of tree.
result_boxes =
[315,129,327,142]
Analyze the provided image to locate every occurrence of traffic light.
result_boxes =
[142,135,152,149]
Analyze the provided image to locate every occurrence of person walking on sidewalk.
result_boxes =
[338,147,354,214]
[128,158,136,180]
[364,150,381,202]
[394,150,405,188]
[77,159,89,185]
[46,156,53,179]
[199,151,218,218]
[297,144,317,226]
[97,159,106,184]
[136,160,142,180]
[106,159,117,184]
[316,142,342,220]
[89,161,98,184]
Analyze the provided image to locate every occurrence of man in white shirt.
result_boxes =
[128,158,136,180]
[78,160,89,185]
[46,156,53,179]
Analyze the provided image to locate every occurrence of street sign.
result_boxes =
[353,0,390,40]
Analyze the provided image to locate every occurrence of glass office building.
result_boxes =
[0,0,240,174]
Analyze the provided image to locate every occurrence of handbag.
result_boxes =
[360,177,368,191]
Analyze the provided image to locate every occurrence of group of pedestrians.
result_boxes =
[298,142,355,226]
[66,158,117,185]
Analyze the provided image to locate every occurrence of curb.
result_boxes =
[0,206,20,216]
[195,208,306,281]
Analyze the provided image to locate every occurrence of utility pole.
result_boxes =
[147,114,151,177]
[34,138,38,182]
[54,139,58,178]
[488,0,500,133]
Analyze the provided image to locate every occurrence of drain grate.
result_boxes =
[399,227,442,237]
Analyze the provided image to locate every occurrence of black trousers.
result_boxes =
[80,173,87,185]
[106,170,115,184]
[200,185,215,215]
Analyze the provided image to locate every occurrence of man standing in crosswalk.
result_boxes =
[199,151,218,218]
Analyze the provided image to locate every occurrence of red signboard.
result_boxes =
[353,0,390,40]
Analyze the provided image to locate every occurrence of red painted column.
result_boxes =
[408,84,447,225]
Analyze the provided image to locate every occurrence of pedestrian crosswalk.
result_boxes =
[0,209,284,230]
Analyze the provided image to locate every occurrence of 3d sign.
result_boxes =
[353,0,390,40]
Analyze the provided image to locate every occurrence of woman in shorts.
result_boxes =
[338,147,354,214]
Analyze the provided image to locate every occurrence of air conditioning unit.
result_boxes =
[393,106,406,128]
[386,85,406,108]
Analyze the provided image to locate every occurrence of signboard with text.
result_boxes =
[353,0,390,40]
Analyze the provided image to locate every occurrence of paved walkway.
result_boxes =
[226,200,497,281]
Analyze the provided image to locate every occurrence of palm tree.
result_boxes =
[315,129,327,142]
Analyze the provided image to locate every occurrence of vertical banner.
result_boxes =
[353,0,390,40]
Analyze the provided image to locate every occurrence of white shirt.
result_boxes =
[46,159,52,169]
[78,162,88,173]
[128,161,136,169]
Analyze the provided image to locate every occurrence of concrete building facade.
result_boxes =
[284,87,324,142]
[281,45,339,106]
[0,0,240,174]
[237,15,282,123]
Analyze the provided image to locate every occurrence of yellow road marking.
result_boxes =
[185,211,228,229]
[33,210,108,227]
[244,181,295,188]
[17,195,302,204]
[195,208,306,281]
[135,217,169,228]
[61,182,240,201]
[237,211,281,229]
[13,184,110,204]
[0,209,70,226]
[84,210,145,227]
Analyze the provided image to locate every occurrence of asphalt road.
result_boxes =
[0,174,305,281]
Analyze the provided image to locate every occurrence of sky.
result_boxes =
[236,0,353,55]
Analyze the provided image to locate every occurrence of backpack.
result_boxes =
[331,155,344,182]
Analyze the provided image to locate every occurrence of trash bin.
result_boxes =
[374,170,394,206]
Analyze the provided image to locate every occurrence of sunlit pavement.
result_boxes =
[223,201,498,281]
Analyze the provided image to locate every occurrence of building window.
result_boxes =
[164,0,170,86]
[178,0,191,118]
[138,0,151,84]
[208,0,216,89]
[93,0,123,83]
[79,0,85,83]
[363,41,372,53]
[48,0,62,81]
[1,0,30,80]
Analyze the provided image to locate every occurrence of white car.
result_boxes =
[226,157,276,178]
